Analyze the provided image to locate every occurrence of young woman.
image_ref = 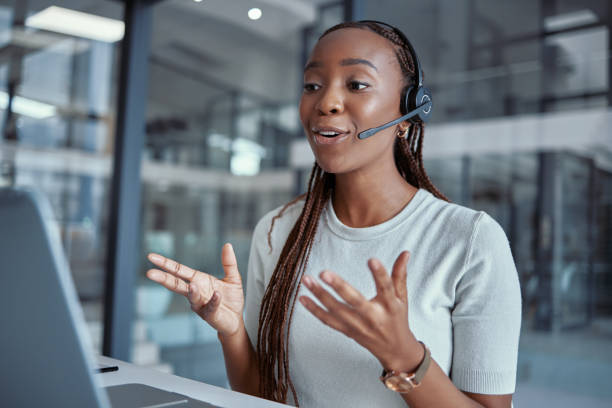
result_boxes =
[146,21,521,408]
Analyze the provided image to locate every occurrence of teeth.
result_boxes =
[319,131,340,136]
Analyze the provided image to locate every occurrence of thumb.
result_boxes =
[221,243,242,284]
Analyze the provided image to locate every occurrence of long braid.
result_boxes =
[259,163,332,402]
[257,21,448,406]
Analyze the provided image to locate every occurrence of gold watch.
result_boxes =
[380,341,431,393]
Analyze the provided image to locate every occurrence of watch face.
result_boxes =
[384,375,415,392]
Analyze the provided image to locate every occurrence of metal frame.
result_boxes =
[103,0,153,360]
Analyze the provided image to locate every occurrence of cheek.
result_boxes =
[350,94,401,129]
[298,96,310,127]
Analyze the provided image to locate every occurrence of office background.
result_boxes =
[0,0,610,406]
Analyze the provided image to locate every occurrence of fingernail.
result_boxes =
[299,296,307,306]
[148,270,162,280]
[303,275,313,287]
[149,254,162,263]
[320,271,332,284]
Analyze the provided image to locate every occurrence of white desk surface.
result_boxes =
[96,355,289,408]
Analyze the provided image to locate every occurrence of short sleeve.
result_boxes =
[450,212,522,394]
[243,217,268,351]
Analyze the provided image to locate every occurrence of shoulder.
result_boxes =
[252,197,305,253]
[416,190,511,265]
[417,189,489,240]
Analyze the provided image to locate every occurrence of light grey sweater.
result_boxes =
[244,188,521,407]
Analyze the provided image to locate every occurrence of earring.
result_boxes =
[397,127,409,139]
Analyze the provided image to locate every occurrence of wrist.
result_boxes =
[217,320,246,344]
[380,336,424,372]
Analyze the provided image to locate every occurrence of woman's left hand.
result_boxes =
[299,250,424,372]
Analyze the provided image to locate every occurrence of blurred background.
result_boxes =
[0,0,610,406]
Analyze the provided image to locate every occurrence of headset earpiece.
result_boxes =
[401,85,433,123]
[414,86,432,122]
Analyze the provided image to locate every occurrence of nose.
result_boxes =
[316,85,344,115]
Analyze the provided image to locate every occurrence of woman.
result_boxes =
[146,21,521,408]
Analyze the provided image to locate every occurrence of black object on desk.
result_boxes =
[97,364,119,373]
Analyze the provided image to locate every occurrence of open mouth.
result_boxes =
[317,130,343,138]
[311,127,350,145]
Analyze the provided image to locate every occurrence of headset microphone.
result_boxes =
[357,100,432,140]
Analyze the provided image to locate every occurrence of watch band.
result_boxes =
[380,341,431,392]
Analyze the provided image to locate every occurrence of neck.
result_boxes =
[331,162,418,228]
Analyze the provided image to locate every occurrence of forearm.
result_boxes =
[398,358,484,408]
[218,322,260,397]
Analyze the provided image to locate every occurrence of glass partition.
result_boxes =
[0,0,123,353]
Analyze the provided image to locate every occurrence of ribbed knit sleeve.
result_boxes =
[450,212,522,394]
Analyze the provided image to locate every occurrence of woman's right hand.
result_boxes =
[146,243,245,338]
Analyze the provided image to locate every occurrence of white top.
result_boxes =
[244,188,521,407]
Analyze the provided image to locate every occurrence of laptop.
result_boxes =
[0,187,220,407]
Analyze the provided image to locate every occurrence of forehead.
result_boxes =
[307,27,399,72]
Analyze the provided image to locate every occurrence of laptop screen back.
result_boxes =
[0,187,109,407]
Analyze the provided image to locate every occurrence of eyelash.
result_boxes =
[303,81,370,92]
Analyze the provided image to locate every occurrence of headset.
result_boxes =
[356,20,433,140]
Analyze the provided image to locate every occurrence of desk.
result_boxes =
[96,356,289,408]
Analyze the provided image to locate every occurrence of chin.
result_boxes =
[313,157,354,175]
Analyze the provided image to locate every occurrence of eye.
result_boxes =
[348,81,369,91]
[303,83,320,92]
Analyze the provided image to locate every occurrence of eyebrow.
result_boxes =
[304,58,378,72]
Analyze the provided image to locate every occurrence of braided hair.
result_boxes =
[256,21,449,405]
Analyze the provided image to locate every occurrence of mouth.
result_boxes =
[310,126,350,145]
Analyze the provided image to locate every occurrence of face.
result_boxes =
[299,27,407,175]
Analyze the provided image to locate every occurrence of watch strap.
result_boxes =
[380,341,431,391]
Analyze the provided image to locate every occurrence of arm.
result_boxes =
[386,342,511,407]
[146,243,260,396]
[218,324,260,396]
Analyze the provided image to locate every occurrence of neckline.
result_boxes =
[323,188,429,241]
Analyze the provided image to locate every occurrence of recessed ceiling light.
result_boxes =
[25,6,124,43]
[544,9,598,32]
[194,0,203,3]
[248,8,262,21]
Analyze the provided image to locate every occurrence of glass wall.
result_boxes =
[0,0,123,353]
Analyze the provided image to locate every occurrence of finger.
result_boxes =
[189,276,214,305]
[303,275,354,318]
[188,282,203,305]
[146,269,189,296]
[367,258,394,302]
[193,290,222,321]
[319,270,367,309]
[391,251,410,303]
[221,243,242,284]
[299,296,348,334]
[147,253,197,282]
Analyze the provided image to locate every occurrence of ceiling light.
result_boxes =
[0,92,56,119]
[25,6,124,43]
[248,8,262,20]
[194,0,203,2]
[544,9,598,32]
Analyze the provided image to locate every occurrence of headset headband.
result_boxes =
[357,20,423,87]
